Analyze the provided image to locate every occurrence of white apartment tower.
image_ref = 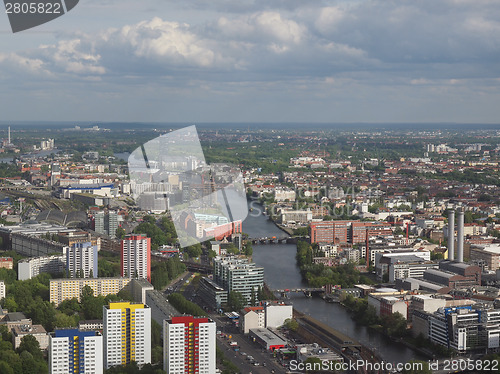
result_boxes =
[103,302,151,369]
[65,242,98,278]
[49,329,103,374]
[163,316,216,374]
[121,234,151,282]
[0,280,5,300]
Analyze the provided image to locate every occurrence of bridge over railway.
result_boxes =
[151,254,213,274]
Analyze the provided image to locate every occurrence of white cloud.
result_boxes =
[0,0,500,122]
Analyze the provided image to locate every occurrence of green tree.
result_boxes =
[17,335,42,360]
[284,318,299,331]
[116,227,126,239]
[227,291,246,311]
[184,244,202,259]
[0,361,14,374]
[243,243,253,256]
[20,351,38,374]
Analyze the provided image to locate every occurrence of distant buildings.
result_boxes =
[49,329,103,374]
[310,220,392,245]
[49,277,132,306]
[65,242,98,278]
[121,234,151,282]
[104,302,151,369]
[93,211,119,238]
[18,255,65,281]
[281,209,312,224]
[163,316,216,374]
[470,244,500,271]
[0,257,13,269]
[40,139,55,150]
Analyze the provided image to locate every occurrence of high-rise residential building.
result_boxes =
[103,302,151,369]
[94,211,119,237]
[121,235,151,282]
[213,256,264,304]
[49,328,103,374]
[163,316,216,374]
[65,242,98,278]
[18,255,65,280]
[0,280,5,300]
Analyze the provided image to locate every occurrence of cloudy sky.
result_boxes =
[0,0,499,123]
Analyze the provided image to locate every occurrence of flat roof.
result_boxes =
[146,290,180,318]
[404,278,446,291]
[426,268,456,278]
[476,245,500,254]
[249,328,287,346]
[12,324,46,336]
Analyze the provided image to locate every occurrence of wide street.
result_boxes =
[211,313,287,374]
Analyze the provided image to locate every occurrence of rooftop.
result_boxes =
[12,324,46,336]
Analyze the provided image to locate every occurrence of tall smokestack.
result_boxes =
[366,228,369,266]
[448,210,455,261]
[8,126,11,144]
[457,209,464,263]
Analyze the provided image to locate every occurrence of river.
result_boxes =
[243,203,422,364]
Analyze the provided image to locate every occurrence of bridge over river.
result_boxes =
[271,287,325,297]
[248,236,299,244]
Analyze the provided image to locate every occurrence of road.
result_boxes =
[211,314,287,374]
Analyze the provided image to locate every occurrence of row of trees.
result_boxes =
[150,258,186,290]
[167,293,207,317]
[343,295,408,338]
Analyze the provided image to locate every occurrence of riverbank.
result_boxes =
[248,204,422,363]
[291,309,388,372]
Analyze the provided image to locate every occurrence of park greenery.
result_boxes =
[134,215,177,250]
[0,328,48,374]
[296,240,372,287]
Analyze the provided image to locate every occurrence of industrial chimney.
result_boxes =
[448,210,455,261]
[457,209,465,263]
